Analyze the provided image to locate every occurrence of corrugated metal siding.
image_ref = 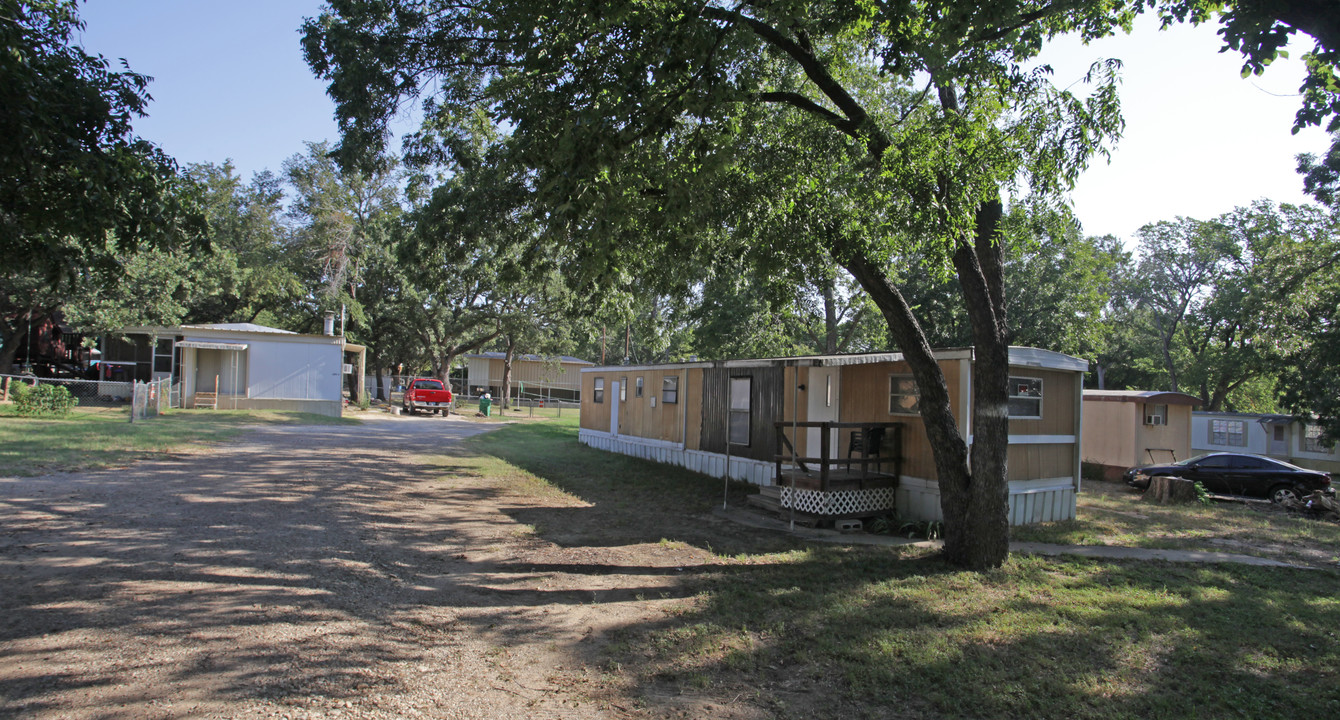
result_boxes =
[700,366,784,462]
[246,340,341,400]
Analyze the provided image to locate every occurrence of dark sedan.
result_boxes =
[1124,452,1333,503]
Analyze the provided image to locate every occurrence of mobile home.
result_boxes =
[1081,390,1201,481]
[578,347,1087,525]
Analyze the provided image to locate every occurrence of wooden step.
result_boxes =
[746,492,782,513]
[192,392,218,409]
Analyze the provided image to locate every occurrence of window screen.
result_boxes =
[889,376,919,414]
[1008,377,1043,418]
[729,377,751,445]
[593,377,604,404]
[662,376,679,404]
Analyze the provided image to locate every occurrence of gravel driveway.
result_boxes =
[0,416,735,720]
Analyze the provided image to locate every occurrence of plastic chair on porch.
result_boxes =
[847,426,886,480]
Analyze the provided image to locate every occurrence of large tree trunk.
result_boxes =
[839,199,1012,570]
[822,275,838,355]
[501,336,516,409]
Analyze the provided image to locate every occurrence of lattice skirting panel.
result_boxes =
[779,486,896,516]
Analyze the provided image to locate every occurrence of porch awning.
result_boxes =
[176,341,249,351]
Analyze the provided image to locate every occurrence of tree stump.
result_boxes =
[1145,475,1199,504]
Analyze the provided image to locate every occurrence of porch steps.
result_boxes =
[746,485,783,514]
[192,392,218,410]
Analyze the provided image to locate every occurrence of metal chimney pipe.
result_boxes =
[323,312,335,336]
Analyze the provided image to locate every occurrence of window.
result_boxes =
[729,377,751,445]
[889,375,919,415]
[412,379,444,390]
[593,377,604,404]
[1008,377,1043,418]
[1143,403,1167,426]
[1210,419,1246,446]
[662,375,679,404]
[620,377,627,402]
[1305,425,1334,454]
[825,375,832,408]
[635,377,644,398]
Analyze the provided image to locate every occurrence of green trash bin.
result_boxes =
[479,396,492,416]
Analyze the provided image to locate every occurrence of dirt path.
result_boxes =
[0,416,747,719]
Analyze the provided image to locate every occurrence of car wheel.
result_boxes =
[1269,483,1302,504]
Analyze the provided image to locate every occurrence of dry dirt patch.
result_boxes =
[0,417,765,719]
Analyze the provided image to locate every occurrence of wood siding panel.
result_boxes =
[613,368,686,444]
[700,367,784,462]
[1007,443,1075,482]
[1007,368,1076,436]
[580,373,610,432]
[837,360,961,480]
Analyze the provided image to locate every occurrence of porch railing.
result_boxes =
[773,421,903,492]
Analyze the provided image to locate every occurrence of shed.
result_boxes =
[104,323,365,417]
[1081,390,1202,481]
[578,347,1088,526]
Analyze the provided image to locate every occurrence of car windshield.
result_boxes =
[413,380,444,390]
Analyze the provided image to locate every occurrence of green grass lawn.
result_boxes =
[1011,482,1340,566]
[0,405,358,476]
[466,420,1340,719]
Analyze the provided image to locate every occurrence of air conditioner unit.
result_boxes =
[1145,415,1164,426]
[342,363,353,374]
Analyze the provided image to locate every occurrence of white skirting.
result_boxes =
[577,430,1077,525]
[578,430,777,485]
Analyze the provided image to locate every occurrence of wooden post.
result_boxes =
[820,422,830,493]
[2,376,8,402]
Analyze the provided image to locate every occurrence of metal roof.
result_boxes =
[181,323,296,334]
[582,347,1088,373]
[466,352,594,365]
[1083,390,1203,407]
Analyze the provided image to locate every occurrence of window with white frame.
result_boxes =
[593,377,604,403]
[620,376,627,402]
[1304,425,1335,454]
[1210,418,1246,446]
[662,375,679,404]
[635,376,644,398]
[729,377,751,446]
[889,375,919,415]
[1143,403,1167,426]
[1008,377,1043,418]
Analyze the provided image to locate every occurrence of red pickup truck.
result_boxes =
[402,378,454,415]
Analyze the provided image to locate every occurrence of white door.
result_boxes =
[805,368,840,463]
[1270,424,1288,456]
[609,381,620,437]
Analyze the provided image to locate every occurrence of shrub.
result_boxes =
[13,382,79,417]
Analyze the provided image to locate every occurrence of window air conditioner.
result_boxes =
[342,363,353,374]
[1145,415,1164,426]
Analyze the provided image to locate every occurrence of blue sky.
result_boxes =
[79,1,1331,241]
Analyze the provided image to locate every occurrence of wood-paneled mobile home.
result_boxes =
[579,347,1088,525]
[1081,390,1202,481]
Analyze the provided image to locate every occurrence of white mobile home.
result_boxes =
[105,323,365,417]
[1192,411,1340,475]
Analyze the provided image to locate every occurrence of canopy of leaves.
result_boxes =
[0,0,200,279]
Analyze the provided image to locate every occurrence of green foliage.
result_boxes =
[12,383,78,417]
[1193,480,1212,506]
[0,0,202,280]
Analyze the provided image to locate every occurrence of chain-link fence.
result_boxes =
[2,374,174,421]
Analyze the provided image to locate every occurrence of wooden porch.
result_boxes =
[756,421,903,520]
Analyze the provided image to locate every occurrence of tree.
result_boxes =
[0,0,199,280]
[305,1,1132,569]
